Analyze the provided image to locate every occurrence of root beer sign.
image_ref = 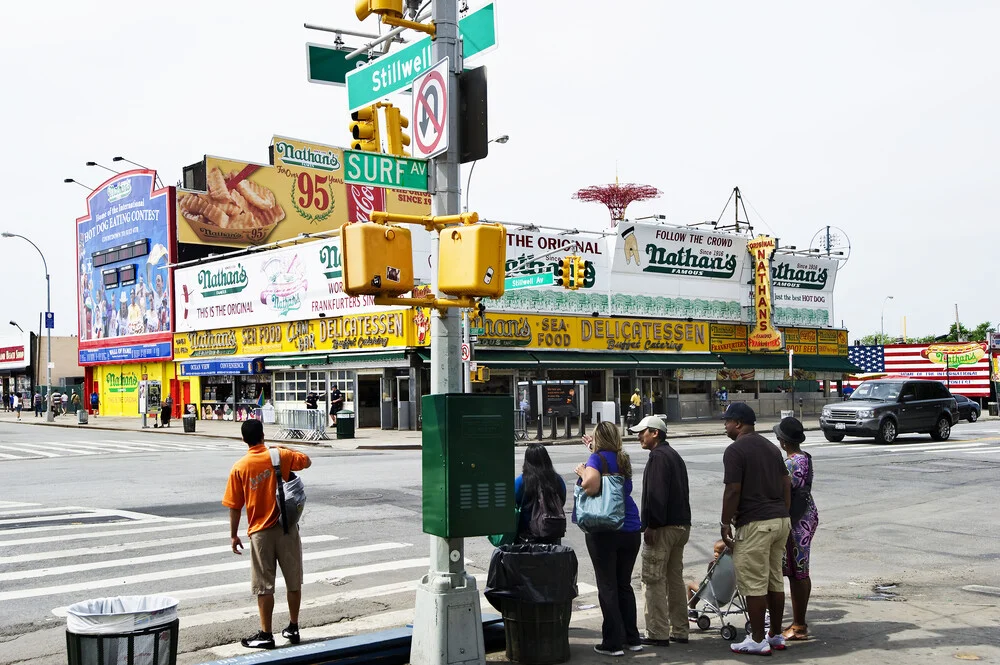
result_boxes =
[746,235,783,351]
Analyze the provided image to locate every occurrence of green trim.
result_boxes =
[325,351,407,366]
[631,353,724,368]
[794,355,862,373]
[529,351,637,368]
[719,354,789,369]
[475,350,539,367]
[264,354,329,369]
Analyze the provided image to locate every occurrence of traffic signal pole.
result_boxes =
[410,1,485,663]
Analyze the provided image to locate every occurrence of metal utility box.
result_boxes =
[342,222,414,296]
[438,224,506,298]
[422,394,514,538]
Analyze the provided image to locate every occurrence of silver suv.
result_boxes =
[821,379,958,444]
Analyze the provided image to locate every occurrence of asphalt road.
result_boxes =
[1,420,998,664]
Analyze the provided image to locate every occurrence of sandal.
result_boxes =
[781,624,809,640]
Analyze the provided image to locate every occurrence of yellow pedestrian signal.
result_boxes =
[384,105,411,156]
[341,222,414,296]
[470,366,491,383]
[438,223,506,298]
[349,106,381,152]
[356,0,402,21]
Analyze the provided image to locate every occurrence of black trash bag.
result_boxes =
[484,543,578,612]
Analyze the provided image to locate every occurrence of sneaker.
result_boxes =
[282,624,300,644]
[766,633,786,651]
[671,636,690,644]
[730,635,771,656]
[625,644,644,652]
[594,644,625,657]
[240,631,275,649]
[640,637,670,647]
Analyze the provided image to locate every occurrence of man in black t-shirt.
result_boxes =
[329,387,344,426]
[719,403,791,656]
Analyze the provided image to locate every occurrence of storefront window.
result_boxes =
[274,370,308,402]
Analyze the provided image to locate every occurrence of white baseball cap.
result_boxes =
[628,415,667,434]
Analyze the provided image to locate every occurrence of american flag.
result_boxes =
[848,345,885,373]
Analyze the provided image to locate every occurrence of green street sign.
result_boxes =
[346,2,497,111]
[343,150,428,192]
[505,273,554,291]
[469,326,485,336]
[306,44,371,86]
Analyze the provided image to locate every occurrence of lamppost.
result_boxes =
[881,295,894,344]
[462,134,508,393]
[462,134,508,213]
[2,233,52,422]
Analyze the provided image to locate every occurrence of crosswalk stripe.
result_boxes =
[0,501,40,508]
[0,516,192,539]
[0,445,60,458]
[0,535,342,578]
[0,542,412,602]
[0,511,107,526]
[0,519,226,547]
[0,452,22,459]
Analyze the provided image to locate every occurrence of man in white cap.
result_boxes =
[629,416,691,648]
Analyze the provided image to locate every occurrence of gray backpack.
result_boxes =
[270,448,306,533]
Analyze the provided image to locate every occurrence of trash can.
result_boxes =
[336,410,355,439]
[182,415,196,433]
[989,402,998,417]
[66,595,179,665]
[78,410,89,425]
[485,544,578,665]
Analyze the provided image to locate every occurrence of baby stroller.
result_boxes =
[689,548,750,641]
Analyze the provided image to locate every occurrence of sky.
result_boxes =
[1,0,997,342]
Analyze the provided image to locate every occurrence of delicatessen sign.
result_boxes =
[172,311,424,360]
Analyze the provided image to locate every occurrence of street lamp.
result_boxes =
[86,161,120,175]
[63,178,93,191]
[463,134,509,212]
[113,156,163,187]
[9,321,23,332]
[1,233,52,422]
[881,295,894,344]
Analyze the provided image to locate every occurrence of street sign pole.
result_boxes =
[411,1,484,664]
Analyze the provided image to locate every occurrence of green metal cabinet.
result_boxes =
[422,394,515,538]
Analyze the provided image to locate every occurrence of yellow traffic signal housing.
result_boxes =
[384,105,411,156]
[555,256,581,289]
[438,223,507,298]
[470,366,491,383]
[341,222,414,296]
[356,0,403,21]
[349,106,381,152]
[570,256,586,289]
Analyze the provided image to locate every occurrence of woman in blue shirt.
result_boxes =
[514,444,567,544]
[575,420,643,657]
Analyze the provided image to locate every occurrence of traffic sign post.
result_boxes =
[343,150,428,191]
[412,58,450,159]
[346,2,497,110]
[306,44,371,86]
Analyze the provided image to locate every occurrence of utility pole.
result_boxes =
[411,1,484,663]
[955,303,963,341]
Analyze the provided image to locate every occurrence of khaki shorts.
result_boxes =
[249,522,303,595]
[733,517,791,597]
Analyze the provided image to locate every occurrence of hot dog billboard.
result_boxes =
[882,342,991,397]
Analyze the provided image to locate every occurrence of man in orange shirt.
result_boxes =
[223,419,312,650]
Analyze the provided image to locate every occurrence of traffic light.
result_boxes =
[341,222,414,296]
[356,0,402,21]
[570,256,586,289]
[553,257,570,288]
[349,106,381,152]
[384,105,411,156]
[470,366,491,383]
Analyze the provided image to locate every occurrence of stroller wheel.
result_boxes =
[721,624,738,641]
[697,615,711,631]
[745,620,752,635]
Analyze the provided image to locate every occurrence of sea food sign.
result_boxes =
[747,235,783,351]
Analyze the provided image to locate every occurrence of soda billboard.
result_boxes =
[76,170,175,364]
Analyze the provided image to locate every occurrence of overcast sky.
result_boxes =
[2,1,997,342]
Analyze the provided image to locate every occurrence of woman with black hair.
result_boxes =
[514,443,567,545]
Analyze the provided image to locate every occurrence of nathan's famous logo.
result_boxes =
[107,372,139,393]
[187,330,239,357]
[198,263,249,297]
[922,342,987,369]
[273,140,342,172]
[746,235,783,351]
[260,255,307,316]
[475,316,533,347]
[106,179,133,203]
[623,226,739,278]
[771,261,829,290]
[319,243,342,280]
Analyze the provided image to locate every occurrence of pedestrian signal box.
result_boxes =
[438,223,506,298]
[421,394,514,538]
[341,222,414,296]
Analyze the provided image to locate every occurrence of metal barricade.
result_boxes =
[275,409,329,441]
[514,409,528,441]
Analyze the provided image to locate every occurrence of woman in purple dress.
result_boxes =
[773,417,817,641]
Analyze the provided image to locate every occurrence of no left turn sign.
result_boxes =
[412,57,450,159]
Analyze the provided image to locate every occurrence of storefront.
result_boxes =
[177,358,268,420]
[88,361,178,418]
[0,334,35,400]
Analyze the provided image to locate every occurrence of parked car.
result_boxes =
[819,379,958,444]
[953,394,981,422]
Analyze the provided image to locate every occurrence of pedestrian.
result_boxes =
[773,417,818,642]
[222,419,312,650]
[631,415,691,648]
[13,393,21,421]
[304,391,317,410]
[328,386,344,427]
[574,420,643,657]
[71,392,81,413]
[161,394,174,427]
[2,392,8,411]
[33,391,42,417]
[61,392,69,414]
[51,391,61,416]
[514,443,567,544]
[90,390,99,416]
[720,403,791,655]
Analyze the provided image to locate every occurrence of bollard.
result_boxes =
[579,411,586,437]
[565,416,572,439]
[550,415,558,440]
[536,414,544,440]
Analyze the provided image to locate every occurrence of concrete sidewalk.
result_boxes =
[0,408,824,450]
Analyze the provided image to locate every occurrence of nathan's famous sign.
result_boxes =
[746,235,783,351]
